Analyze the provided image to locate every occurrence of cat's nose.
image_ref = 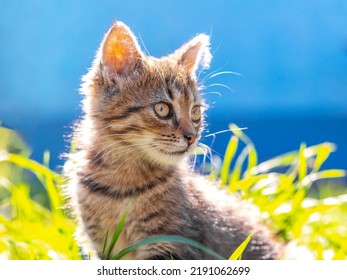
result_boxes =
[183,130,197,146]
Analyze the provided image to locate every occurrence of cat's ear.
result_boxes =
[175,34,212,78]
[100,21,143,75]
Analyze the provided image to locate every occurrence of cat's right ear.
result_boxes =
[173,34,212,79]
[99,21,143,76]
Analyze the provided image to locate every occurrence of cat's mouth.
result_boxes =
[158,147,187,155]
[147,142,195,165]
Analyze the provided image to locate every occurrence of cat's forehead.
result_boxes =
[147,58,201,103]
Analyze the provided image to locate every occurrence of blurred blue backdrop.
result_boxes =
[1,0,346,171]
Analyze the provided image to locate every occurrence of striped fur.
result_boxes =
[64,21,282,259]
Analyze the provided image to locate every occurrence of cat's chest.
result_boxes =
[76,184,138,254]
[75,174,187,257]
[77,183,136,223]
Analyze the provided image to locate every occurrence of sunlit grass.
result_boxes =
[0,128,80,259]
[214,124,347,259]
[0,125,346,259]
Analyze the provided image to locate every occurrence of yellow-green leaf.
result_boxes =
[221,136,238,185]
[229,233,253,260]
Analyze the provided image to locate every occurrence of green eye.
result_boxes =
[191,105,201,123]
[154,102,171,118]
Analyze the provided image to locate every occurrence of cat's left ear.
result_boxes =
[100,21,143,76]
[174,34,212,78]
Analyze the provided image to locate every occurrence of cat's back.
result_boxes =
[185,174,281,259]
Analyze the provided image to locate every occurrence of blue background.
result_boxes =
[1,0,346,171]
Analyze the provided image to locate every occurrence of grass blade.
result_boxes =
[246,143,258,177]
[104,212,127,260]
[312,142,334,172]
[0,152,64,212]
[298,143,307,182]
[291,188,306,214]
[229,233,253,260]
[250,151,298,174]
[101,231,109,260]
[111,235,225,260]
[298,169,346,189]
[229,147,248,184]
[220,136,238,185]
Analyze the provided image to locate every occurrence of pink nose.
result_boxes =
[183,130,197,146]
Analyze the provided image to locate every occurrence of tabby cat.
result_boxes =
[64,21,283,259]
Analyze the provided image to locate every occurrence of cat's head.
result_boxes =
[82,21,211,166]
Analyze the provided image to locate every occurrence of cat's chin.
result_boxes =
[145,148,189,167]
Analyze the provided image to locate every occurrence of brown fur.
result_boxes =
[64,21,282,259]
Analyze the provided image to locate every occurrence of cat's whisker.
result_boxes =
[204,127,248,138]
[208,70,241,79]
[207,146,224,158]
[138,34,151,57]
[195,142,214,172]
[204,83,234,93]
[195,65,210,82]
[190,145,207,171]
[200,91,222,97]
[198,143,210,169]
[197,142,212,155]
[191,148,198,171]
[202,71,241,84]
[200,65,226,83]
[196,66,207,80]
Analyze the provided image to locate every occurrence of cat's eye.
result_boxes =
[154,102,171,118]
[191,105,201,123]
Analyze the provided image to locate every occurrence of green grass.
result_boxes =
[218,124,347,259]
[0,125,346,259]
[0,129,80,259]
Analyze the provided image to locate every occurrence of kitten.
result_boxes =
[64,21,282,259]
